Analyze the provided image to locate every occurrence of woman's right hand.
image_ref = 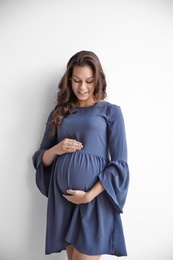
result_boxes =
[42,138,83,166]
[53,138,83,155]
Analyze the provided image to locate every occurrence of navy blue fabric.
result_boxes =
[32,101,130,256]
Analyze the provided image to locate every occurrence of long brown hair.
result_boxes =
[50,50,107,136]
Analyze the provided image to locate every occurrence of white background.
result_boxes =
[0,0,173,259]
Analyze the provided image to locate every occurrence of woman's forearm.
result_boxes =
[42,146,57,166]
[87,180,105,201]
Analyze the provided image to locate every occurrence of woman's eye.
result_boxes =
[86,81,93,84]
[73,79,93,84]
[74,79,80,83]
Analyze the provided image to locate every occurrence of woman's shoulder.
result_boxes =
[98,101,124,124]
[98,101,120,113]
[103,100,119,108]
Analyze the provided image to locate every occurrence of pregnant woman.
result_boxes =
[32,50,130,260]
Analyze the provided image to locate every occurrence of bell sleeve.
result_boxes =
[98,105,130,213]
[32,111,57,197]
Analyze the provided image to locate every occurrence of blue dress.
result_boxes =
[32,101,130,256]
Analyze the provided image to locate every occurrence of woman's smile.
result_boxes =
[78,90,88,95]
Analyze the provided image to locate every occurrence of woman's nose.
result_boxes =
[79,81,87,89]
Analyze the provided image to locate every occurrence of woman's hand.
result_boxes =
[63,181,105,205]
[53,138,83,155]
[63,189,91,204]
[42,138,83,166]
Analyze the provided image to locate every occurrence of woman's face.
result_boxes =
[71,65,95,107]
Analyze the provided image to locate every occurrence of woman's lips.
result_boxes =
[78,91,88,95]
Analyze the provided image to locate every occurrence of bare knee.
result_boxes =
[66,244,74,260]
[71,247,101,260]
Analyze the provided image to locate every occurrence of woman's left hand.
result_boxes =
[63,189,92,204]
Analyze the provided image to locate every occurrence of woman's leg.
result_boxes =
[72,247,101,260]
[66,244,75,260]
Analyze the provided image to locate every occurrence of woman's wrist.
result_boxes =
[87,181,105,202]
[50,145,59,156]
[85,190,94,203]
[42,146,57,166]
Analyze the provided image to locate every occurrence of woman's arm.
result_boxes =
[63,180,105,204]
[42,138,83,166]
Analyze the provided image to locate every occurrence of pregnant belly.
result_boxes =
[54,151,107,193]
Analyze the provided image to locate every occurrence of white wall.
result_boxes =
[0,0,173,259]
